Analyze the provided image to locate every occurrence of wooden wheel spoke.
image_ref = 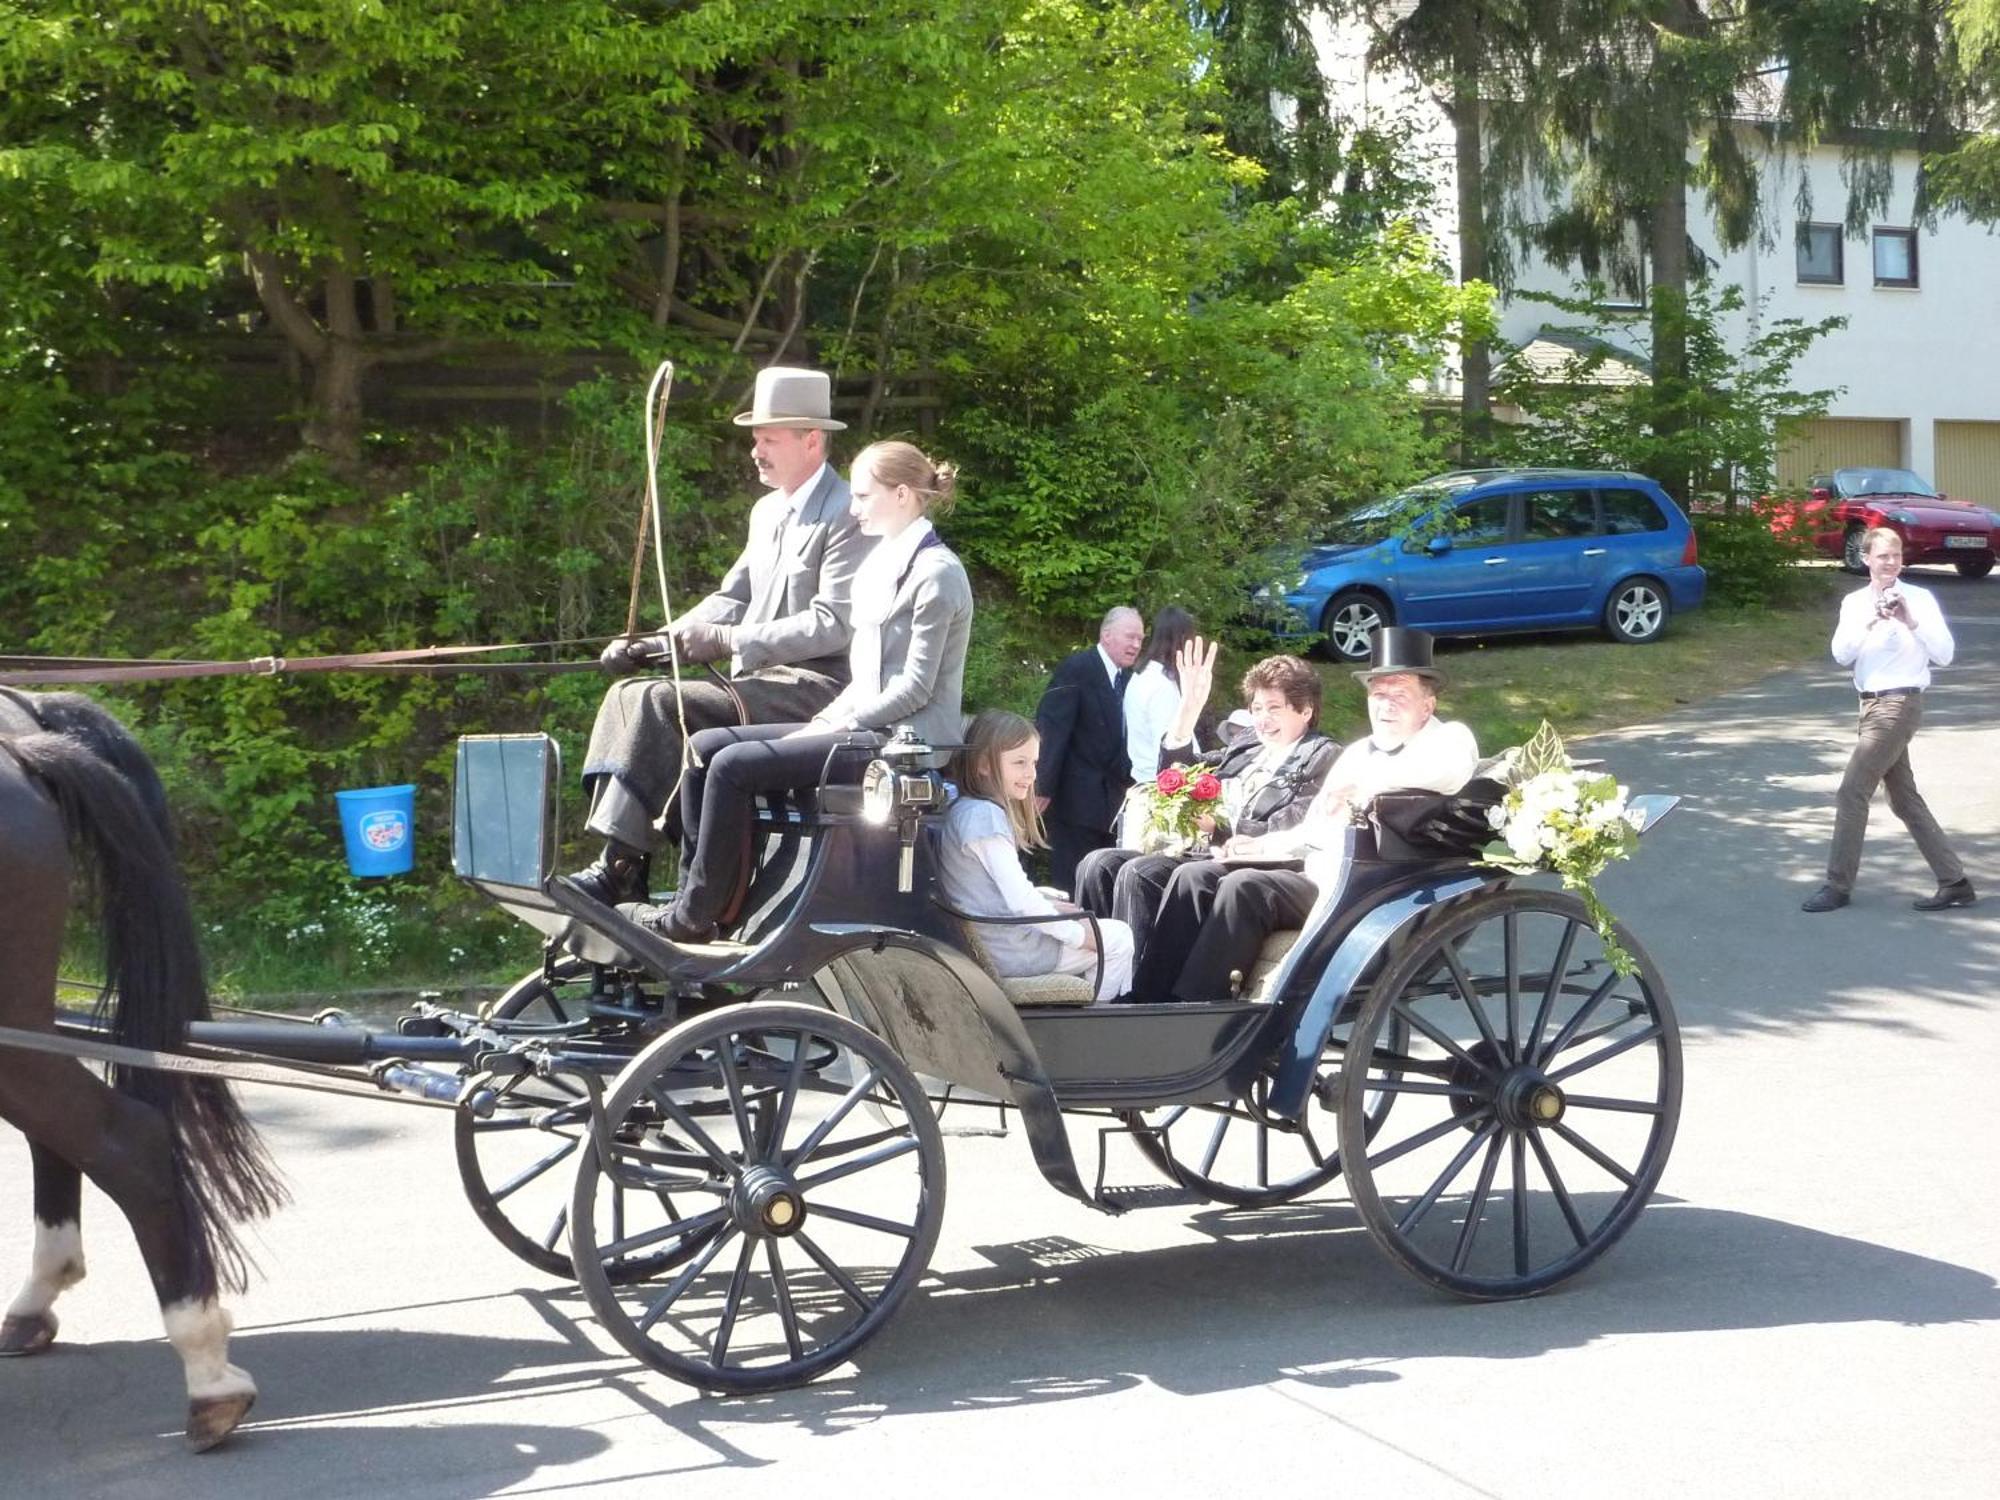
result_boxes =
[766,1029,815,1161]
[601,1202,730,1262]
[1392,999,1501,1080]
[1527,1130,1590,1248]
[1440,945,1505,1057]
[1368,1108,1492,1172]
[1524,919,1579,1063]
[1297,1119,1327,1169]
[1535,970,1621,1069]
[808,1201,919,1239]
[783,1063,884,1169]
[1450,1132,1505,1274]
[710,1236,758,1368]
[1502,911,1521,1057]
[792,1134,919,1193]
[647,1087,744,1180]
[1547,1022,1664,1082]
[489,1136,581,1203]
[793,1230,875,1315]
[716,1043,759,1156]
[1366,1078,1488,1099]
[1199,1109,1232,1176]
[1562,1094,1662,1116]
[539,1204,569,1253]
[638,1225,737,1334]
[1396,1120,1498,1237]
[767,1239,805,1361]
[1510,1132,1531,1277]
[1549,1122,1638,1186]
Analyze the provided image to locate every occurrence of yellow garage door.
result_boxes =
[1776,418,1903,489]
[1935,421,2000,508]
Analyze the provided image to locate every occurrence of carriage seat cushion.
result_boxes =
[1240,929,1302,1003]
[997,972,1096,1008]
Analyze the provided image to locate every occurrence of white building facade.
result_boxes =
[1317,18,2000,505]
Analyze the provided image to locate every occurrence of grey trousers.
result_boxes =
[580,667,841,849]
[1825,692,1964,893]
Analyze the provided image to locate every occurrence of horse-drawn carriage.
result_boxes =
[5,701,1682,1435]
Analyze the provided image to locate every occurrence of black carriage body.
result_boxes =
[451,734,1503,1206]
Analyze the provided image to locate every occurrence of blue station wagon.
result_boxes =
[1272,468,1708,662]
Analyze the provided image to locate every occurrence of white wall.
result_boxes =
[1317,15,2000,479]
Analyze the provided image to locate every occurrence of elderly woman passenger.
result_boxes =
[1075,648,1336,973]
[1126,627,1477,1004]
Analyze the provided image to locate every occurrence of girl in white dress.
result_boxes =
[938,710,1136,1001]
[1123,605,1200,780]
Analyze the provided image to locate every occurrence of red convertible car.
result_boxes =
[1772,467,1997,578]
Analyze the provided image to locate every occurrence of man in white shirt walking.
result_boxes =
[1803,526,1975,913]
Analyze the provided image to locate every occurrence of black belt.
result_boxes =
[1859,686,1922,700]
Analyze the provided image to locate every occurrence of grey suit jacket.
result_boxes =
[819,541,974,749]
[677,467,870,679]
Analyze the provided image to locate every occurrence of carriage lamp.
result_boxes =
[863,726,946,890]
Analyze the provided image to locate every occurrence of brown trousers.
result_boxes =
[1825,692,1964,894]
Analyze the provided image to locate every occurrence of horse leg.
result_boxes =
[0,1145,86,1356]
[0,1055,256,1451]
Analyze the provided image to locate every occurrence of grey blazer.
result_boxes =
[819,539,974,749]
[678,466,870,679]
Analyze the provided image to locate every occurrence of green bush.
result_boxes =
[1692,505,1819,609]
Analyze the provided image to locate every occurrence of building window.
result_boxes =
[1796,224,1843,285]
[1873,228,1918,288]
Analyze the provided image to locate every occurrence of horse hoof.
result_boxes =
[185,1391,255,1453]
[0,1313,57,1356]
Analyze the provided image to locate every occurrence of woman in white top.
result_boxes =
[1124,605,1201,780]
[937,710,1135,1002]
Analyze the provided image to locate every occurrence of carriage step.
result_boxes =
[1096,1183,1204,1210]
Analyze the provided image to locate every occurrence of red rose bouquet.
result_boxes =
[1136,763,1224,855]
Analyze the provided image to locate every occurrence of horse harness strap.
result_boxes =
[0,1023,463,1112]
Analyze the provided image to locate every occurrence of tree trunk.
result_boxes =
[306,263,368,469]
[1648,181,1691,505]
[1451,8,1490,462]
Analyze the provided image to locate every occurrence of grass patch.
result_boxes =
[1300,569,1846,753]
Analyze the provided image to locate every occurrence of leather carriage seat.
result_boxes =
[1238,929,1302,1004]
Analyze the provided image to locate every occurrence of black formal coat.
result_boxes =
[1034,648,1129,835]
[1162,732,1336,837]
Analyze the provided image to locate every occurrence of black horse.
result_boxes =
[0,690,284,1451]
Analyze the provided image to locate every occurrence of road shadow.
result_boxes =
[1579,625,2000,1038]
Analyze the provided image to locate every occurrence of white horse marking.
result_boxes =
[6,1219,84,1321]
[162,1300,257,1403]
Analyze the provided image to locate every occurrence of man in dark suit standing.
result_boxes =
[567,366,871,905]
[1034,605,1146,891]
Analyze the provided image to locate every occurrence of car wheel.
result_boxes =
[1320,590,1391,662]
[1604,577,1670,644]
[1955,554,1995,579]
[1842,527,1869,575]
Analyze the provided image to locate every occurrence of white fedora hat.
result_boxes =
[732,366,847,430]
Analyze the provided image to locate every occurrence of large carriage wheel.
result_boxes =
[570,1002,946,1392]
[1122,1013,1406,1208]
[1337,888,1680,1298]
[455,963,840,1281]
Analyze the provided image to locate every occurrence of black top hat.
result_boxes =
[1351,626,1445,686]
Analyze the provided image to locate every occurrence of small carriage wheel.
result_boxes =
[1122,1012,1407,1208]
[456,963,841,1281]
[570,1002,946,1392]
[1337,888,1680,1298]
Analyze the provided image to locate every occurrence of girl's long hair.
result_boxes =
[950,708,1046,849]
[1139,605,1198,684]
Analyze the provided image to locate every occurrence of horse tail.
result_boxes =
[10,730,286,1299]
[8,691,176,846]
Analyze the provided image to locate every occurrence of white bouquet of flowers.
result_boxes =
[1482,721,1644,974]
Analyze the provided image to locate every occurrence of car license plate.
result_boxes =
[1945,534,1986,550]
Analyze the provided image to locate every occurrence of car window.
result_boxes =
[1598,488,1668,535]
[1833,467,1937,499]
[1448,494,1512,547]
[1519,489,1598,543]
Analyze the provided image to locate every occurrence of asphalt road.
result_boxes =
[6,571,1999,1499]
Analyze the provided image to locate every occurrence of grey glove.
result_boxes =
[598,634,670,676]
[675,621,734,665]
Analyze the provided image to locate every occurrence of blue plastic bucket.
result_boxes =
[335,784,416,877]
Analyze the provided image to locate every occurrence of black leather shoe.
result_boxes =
[1913,879,1976,911]
[1801,885,1849,913]
[630,901,717,944]
[564,843,650,906]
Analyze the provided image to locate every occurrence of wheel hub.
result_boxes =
[731,1165,806,1238]
[1448,1041,1565,1131]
